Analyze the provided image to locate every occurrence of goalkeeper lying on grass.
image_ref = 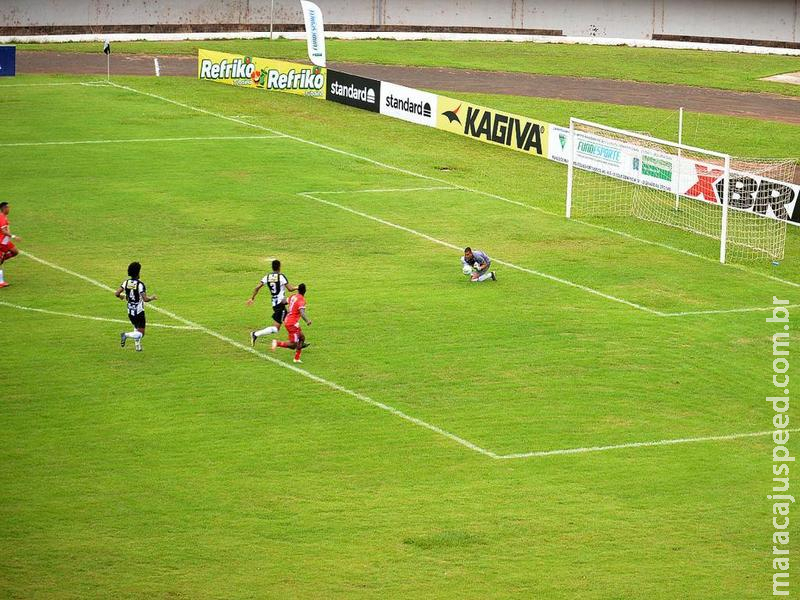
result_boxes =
[461,247,496,282]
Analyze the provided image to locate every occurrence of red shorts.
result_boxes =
[0,242,15,254]
[285,322,302,343]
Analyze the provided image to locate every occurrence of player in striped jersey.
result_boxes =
[115,261,157,352]
[462,247,496,282]
[247,259,297,346]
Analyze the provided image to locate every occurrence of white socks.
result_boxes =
[125,330,143,340]
[0,269,4,283]
[475,271,493,282]
[254,326,278,337]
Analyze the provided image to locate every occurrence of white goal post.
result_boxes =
[565,117,788,264]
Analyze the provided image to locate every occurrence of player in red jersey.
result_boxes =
[0,202,21,288]
[271,283,311,363]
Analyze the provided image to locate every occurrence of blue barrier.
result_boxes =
[0,46,16,77]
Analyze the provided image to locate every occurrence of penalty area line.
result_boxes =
[15,250,784,462]
[497,428,800,459]
[19,250,497,460]
[298,192,665,317]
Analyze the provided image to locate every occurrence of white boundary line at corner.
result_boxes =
[298,191,665,316]
[0,300,200,330]
[19,250,497,459]
[101,81,800,292]
[18,249,790,461]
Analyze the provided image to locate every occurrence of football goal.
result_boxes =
[565,118,791,263]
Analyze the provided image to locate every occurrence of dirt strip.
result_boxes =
[14,51,800,125]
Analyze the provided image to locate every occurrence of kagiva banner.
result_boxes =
[549,124,800,224]
[198,49,326,98]
[437,95,551,157]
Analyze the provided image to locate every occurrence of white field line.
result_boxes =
[0,300,199,330]
[20,250,788,461]
[0,81,107,88]
[303,186,457,195]
[308,187,792,317]
[663,304,800,317]
[299,192,663,316]
[20,250,496,459]
[104,81,800,291]
[498,428,800,459]
[0,134,286,148]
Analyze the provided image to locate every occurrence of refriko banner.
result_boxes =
[436,95,551,157]
[197,49,326,98]
[380,82,438,127]
[549,124,800,224]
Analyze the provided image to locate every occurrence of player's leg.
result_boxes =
[251,305,285,345]
[292,331,305,363]
[121,313,146,350]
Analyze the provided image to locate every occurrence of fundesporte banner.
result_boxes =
[197,49,326,98]
[549,124,800,225]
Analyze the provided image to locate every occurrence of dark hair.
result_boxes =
[298,283,306,295]
[0,202,7,210]
[464,247,472,253]
[127,261,141,278]
[272,259,281,271]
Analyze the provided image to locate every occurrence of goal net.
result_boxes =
[565,118,792,263]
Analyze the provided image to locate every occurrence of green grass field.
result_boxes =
[1,72,799,598]
[17,38,800,96]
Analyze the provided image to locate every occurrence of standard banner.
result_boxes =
[198,49,326,98]
[380,81,438,127]
[550,125,800,224]
[326,69,381,113]
[300,0,326,68]
[436,95,551,157]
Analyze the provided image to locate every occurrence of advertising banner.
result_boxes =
[300,0,326,68]
[379,82,438,127]
[436,95,550,157]
[326,70,381,113]
[0,45,15,77]
[198,49,326,98]
[550,125,800,224]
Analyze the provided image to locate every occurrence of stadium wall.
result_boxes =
[3,0,799,47]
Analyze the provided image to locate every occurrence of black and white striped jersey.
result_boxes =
[261,272,289,306]
[121,278,146,315]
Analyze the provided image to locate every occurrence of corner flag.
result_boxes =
[103,40,110,55]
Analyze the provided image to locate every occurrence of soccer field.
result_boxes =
[2,73,799,598]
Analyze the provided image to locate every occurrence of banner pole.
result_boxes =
[270,0,275,40]
[674,106,683,211]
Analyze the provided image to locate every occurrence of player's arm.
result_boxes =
[246,282,264,305]
[142,292,157,302]
[0,224,19,242]
[115,286,125,299]
[300,307,311,326]
[285,283,297,292]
